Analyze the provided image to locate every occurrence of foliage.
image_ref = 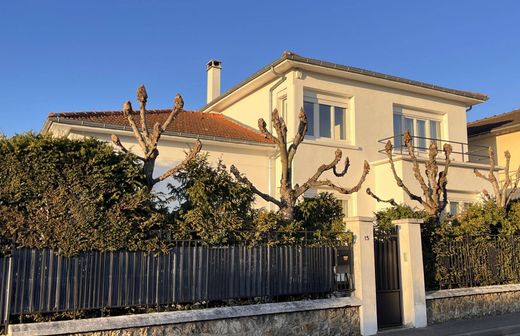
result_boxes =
[169,154,256,244]
[0,133,166,256]
[169,155,350,246]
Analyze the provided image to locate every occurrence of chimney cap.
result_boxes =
[207,60,222,70]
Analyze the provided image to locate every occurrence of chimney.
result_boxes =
[206,60,221,103]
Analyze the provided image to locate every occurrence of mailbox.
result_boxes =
[335,246,351,274]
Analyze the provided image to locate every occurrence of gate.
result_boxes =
[374,228,402,329]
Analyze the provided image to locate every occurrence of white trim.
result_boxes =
[426,284,520,300]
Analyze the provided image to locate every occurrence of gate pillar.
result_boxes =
[345,216,377,335]
[393,218,427,328]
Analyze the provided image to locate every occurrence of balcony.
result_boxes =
[378,134,489,163]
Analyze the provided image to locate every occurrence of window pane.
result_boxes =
[281,98,288,121]
[449,202,459,216]
[341,200,349,218]
[304,101,314,136]
[404,118,414,136]
[334,107,346,140]
[393,114,403,148]
[417,120,426,149]
[319,104,331,138]
[430,120,440,148]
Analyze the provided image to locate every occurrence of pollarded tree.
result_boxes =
[474,148,520,208]
[230,108,370,221]
[366,130,453,218]
[111,85,202,188]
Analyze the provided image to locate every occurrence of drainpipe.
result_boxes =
[267,66,286,203]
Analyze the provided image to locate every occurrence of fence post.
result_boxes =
[3,249,14,331]
[345,216,377,336]
[393,218,427,328]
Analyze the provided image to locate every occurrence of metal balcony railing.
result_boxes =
[378,134,490,163]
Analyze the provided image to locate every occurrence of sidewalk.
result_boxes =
[378,312,520,335]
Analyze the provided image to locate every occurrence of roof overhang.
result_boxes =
[201,53,488,113]
[43,118,276,151]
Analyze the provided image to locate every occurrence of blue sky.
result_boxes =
[0,1,519,136]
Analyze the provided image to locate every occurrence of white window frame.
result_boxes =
[393,107,443,150]
[303,92,349,142]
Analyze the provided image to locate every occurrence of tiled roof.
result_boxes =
[47,110,274,145]
[468,109,520,137]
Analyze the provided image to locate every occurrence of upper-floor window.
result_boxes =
[303,93,348,141]
[393,108,441,149]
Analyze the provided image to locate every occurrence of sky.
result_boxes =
[0,1,519,136]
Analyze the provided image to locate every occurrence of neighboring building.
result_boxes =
[468,109,520,197]
[42,51,493,217]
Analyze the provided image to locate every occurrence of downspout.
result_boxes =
[267,66,287,205]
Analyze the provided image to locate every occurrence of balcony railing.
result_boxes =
[378,134,489,163]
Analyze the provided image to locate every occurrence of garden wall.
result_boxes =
[426,284,520,324]
[8,297,361,336]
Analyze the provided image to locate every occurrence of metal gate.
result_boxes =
[374,228,402,329]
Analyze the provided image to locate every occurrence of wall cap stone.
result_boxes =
[426,284,520,300]
[8,297,361,336]
[392,218,424,224]
[345,216,374,223]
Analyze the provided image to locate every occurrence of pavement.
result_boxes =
[377,312,520,335]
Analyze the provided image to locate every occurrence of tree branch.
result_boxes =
[122,101,149,154]
[366,188,398,206]
[384,140,423,204]
[137,85,150,142]
[288,108,308,163]
[230,164,282,208]
[294,149,343,198]
[153,140,202,184]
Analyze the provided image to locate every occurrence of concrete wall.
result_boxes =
[426,284,520,325]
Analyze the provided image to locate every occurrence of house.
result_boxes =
[468,109,520,199]
[42,51,493,217]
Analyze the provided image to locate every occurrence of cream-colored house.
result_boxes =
[42,52,493,217]
[468,109,520,198]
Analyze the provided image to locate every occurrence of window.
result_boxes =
[303,100,347,140]
[393,112,442,149]
[341,199,349,218]
[448,201,472,216]
[280,97,288,121]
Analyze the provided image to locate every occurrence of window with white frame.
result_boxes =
[279,96,288,122]
[393,108,441,149]
[303,93,348,141]
[448,201,472,216]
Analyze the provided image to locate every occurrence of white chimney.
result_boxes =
[206,60,222,103]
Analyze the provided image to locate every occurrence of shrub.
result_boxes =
[169,155,256,244]
[0,133,166,255]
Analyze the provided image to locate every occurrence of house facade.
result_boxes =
[468,109,520,199]
[42,52,493,217]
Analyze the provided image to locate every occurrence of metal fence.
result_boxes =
[435,235,520,289]
[0,241,353,327]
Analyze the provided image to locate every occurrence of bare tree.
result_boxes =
[230,108,370,221]
[367,130,453,217]
[111,85,202,188]
[474,148,520,208]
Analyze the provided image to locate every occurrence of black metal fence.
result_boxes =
[435,235,520,289]
[0,240,353,327]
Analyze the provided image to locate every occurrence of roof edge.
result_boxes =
[201,51,488,112]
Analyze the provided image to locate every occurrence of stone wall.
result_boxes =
[73,306,359,336]
[426,284,520,324]
[8,298,361,336]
